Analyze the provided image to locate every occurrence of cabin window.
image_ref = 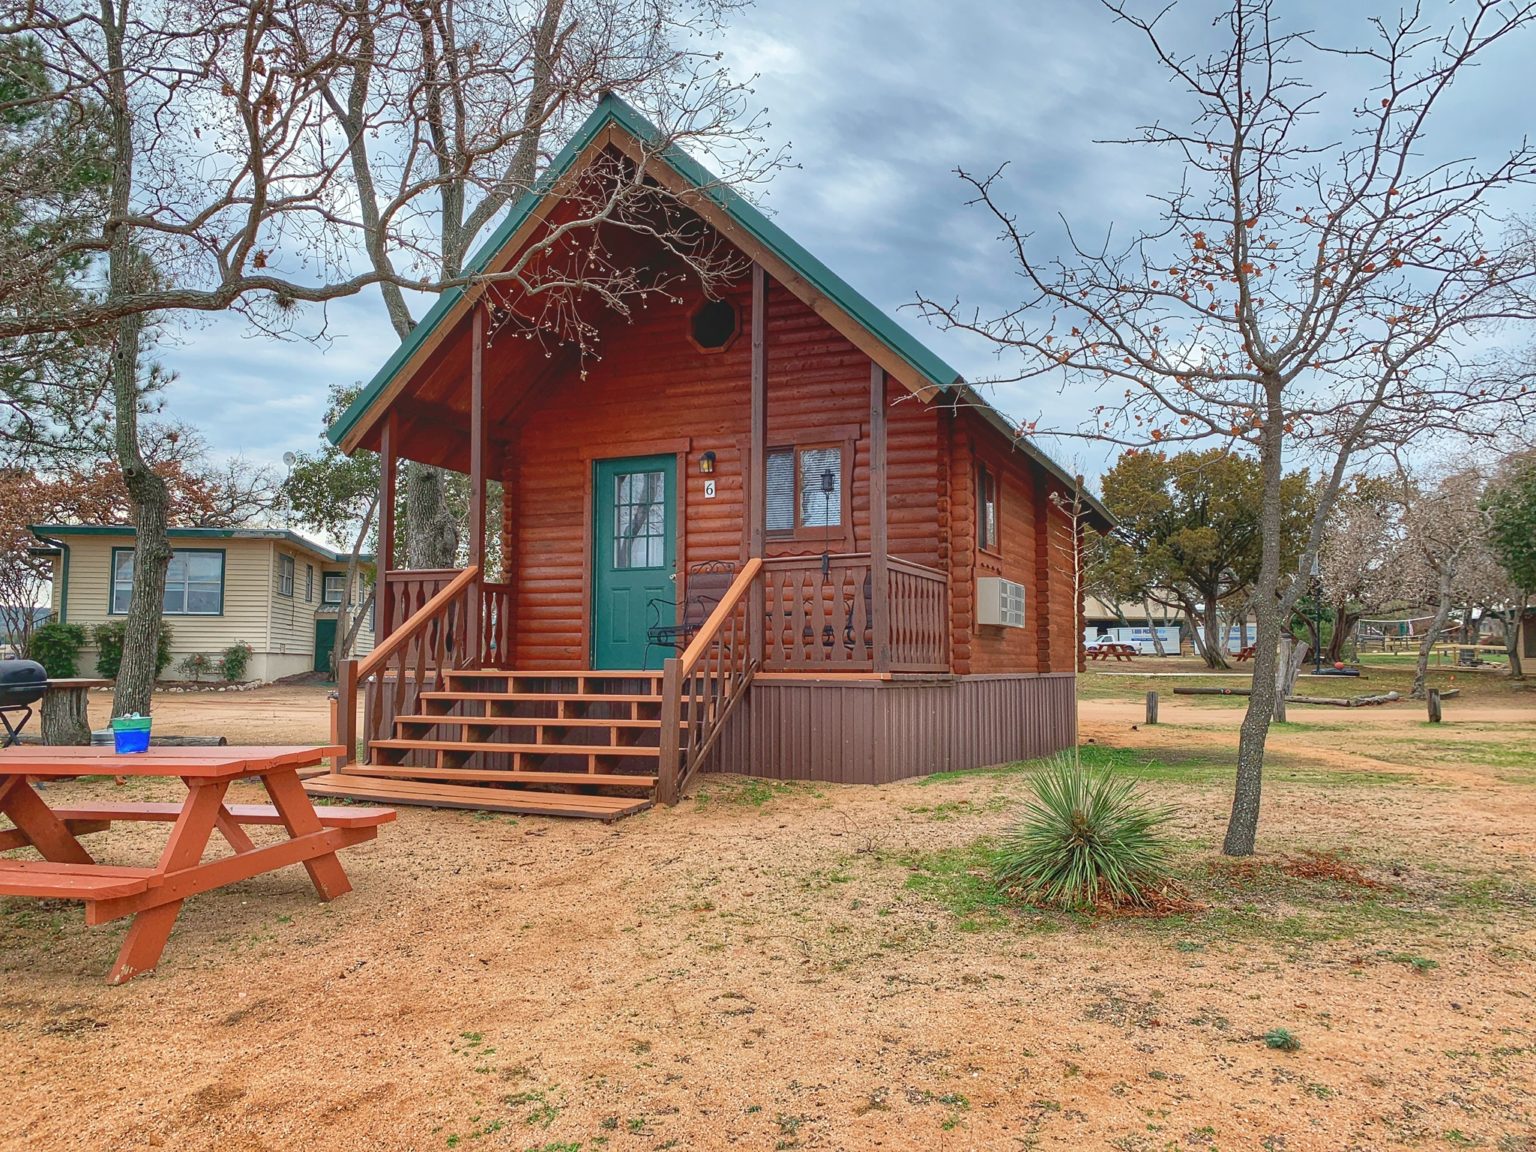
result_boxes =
[304,564,314,602]
[689,298,739,351]
[111,548,224,616]
[977,463,999,553]
[278,554,295,597]
[323,572,347,606]
[612,470,668,569]
[766,445,845,535]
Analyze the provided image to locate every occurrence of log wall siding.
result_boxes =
[500,274,943,667]
[702,673,1076,785]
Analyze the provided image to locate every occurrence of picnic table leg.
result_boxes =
[263,769,352,901]
[0,775,94,865]
[108,779,229,985]
[215,808,258,854]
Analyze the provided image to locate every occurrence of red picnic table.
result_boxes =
[0,745,394,984]
[1088,642,1137,662]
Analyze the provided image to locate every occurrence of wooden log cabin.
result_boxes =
[303,95,1110,821]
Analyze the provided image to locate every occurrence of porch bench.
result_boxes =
[0,859,161,901]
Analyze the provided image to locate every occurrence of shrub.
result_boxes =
[1264,1028,1301,1052]
[219,641,253,682]
[993,752,1175,911]
[92,620,174,679]
[177,652,213,683]
[26,621,88,678]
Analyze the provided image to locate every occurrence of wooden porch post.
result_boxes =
[870,362,891,672]
[376,411,397,642]
[469,302,486,663]
[747,263,767,666]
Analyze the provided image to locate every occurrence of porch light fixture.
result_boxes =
[698,451,716,475]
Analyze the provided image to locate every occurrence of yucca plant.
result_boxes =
[994,753,1175,911]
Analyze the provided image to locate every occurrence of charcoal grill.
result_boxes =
[0,659,47,747]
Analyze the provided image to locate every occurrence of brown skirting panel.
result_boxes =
[703,673,1077,785]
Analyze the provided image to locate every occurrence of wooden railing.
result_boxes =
[886,558,949,672]
[657,558,762,805]
[761,554,948,673]
[381,569,461,637]
[480,581,514,668]
[335,566,480,767]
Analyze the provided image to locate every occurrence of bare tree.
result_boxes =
[918,0,1536,855]
[1395,468,1492,697]
[7,0,769,709]
[283,0,770,565]
[1316,475,1401,662]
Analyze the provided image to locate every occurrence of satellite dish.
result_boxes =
[282,452,297,467]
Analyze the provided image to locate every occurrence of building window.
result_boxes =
[978,463,999,553]
[766,445,845,535]
[112,548,224,616]
[305,564,314,602]
[689,298,738,351]
[278,554,295,597]
[323,572,347,606]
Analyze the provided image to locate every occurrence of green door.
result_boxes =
[592,455,677,670]
[314,617,337,675]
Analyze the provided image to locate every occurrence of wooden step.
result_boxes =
[370,739,661,757]
[418,691,661,704]
[344,765,657,788]
[393,714,675,730]
[445,669,664,684]
[302,774,652,822]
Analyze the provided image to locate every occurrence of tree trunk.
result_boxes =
[332,494,378,676]
[1223,392,1286,857]
[1142,597,1167,656]
[1412,579,1457,699]
[1201,605,1230,670]
[101,0,169,720]
[1324,606,1358,664]
[1506,599,1528,679]
[404,461,459,568]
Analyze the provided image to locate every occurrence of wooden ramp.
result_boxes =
[306,669,667,822]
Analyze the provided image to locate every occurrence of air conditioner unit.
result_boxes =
[976,577,1026,628]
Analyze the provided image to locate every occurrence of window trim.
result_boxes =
[304,563,314,603]
[110,546,226,617]
[765,432,857,547]
[686,296,741,354]
[322,571,347,607]
[277,553,295,598]
[977,460,1002,557]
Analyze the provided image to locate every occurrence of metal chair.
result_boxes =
[644,560,738,670]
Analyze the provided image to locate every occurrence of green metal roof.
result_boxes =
[326,93,965,448]
[29,524,371,565]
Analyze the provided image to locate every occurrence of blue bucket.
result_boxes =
[111,715,152,754]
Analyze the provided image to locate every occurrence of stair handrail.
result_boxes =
[334,565,481,767]
[658,557,762,803]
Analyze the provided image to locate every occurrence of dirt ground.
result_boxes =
[2,669,1534,1152]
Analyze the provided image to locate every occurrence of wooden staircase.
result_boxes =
[304,670,668,821]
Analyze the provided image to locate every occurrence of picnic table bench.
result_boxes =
[0,745,394,984]
[1234,645,1257,662]
[1088,642,1137,662]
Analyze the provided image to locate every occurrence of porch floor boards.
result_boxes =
[309,667,673,821]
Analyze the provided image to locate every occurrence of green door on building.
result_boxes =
[314,617,337,675]
[592,454,676,670]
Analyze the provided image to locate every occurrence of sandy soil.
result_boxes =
[2,681,1534,1152]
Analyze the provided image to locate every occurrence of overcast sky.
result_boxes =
[159,0,1534,484]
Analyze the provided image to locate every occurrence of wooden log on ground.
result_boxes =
[1285,692,1401,707]
[1173,686,1253,696]
[148,735,229,746]
[1145,691,1159,724]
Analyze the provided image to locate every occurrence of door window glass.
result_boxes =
[613,470,667,569]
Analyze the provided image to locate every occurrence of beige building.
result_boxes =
[30,525,375,683]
